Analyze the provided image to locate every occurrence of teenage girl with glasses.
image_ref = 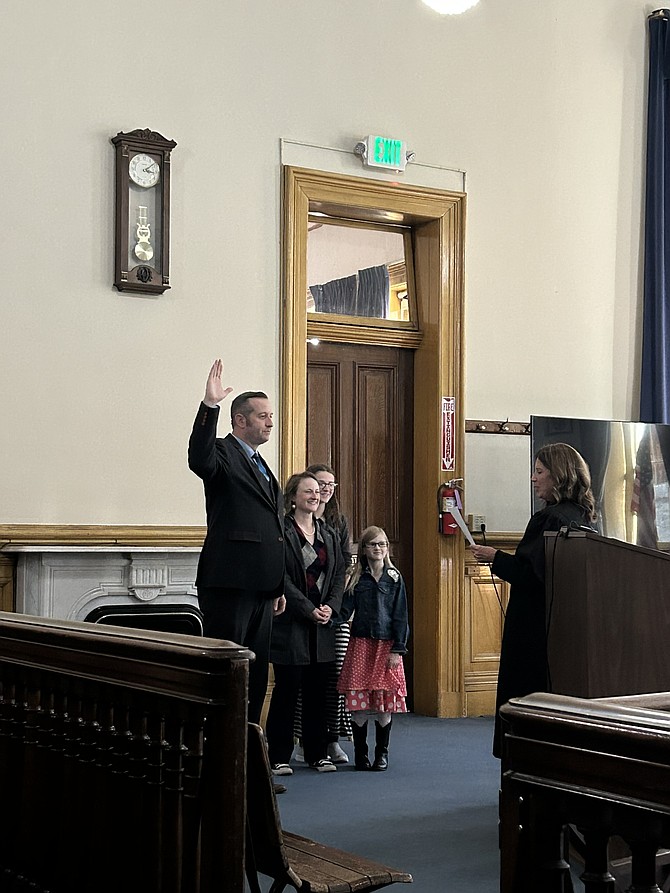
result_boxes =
[337,526,409,771]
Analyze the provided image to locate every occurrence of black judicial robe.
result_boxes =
[491,500,594,757]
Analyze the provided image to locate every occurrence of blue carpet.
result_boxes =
[257,714,501,892]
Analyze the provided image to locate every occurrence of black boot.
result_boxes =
[372,719,392,771]
[351,722,371,770]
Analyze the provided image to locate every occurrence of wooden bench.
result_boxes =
[0,611,252,892]
[245,722,413,893]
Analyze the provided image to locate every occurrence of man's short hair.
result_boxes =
[230,391,268,426]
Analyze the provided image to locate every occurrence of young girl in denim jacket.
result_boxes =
[337,526,409,770]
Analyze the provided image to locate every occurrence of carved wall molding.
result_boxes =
[129,556,168,601]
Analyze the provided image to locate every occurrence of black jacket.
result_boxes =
[270,516,345,665]
[188,403,284,590]
[337,566,409,654]
[492,500,595,756]
[329,515,352,567]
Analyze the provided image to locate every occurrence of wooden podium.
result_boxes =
[545,529,670,698]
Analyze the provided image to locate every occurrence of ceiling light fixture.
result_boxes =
[421,0,480,14]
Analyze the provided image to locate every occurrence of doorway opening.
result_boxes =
[282,166,466,717]
[307,340,415,701]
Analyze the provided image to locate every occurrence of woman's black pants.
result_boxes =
[266,661,335,766]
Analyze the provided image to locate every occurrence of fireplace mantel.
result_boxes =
[4,546,200,553]
[2,544,200,622]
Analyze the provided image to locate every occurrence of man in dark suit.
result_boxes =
[189,359,286,725]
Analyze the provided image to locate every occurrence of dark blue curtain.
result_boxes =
[356,265,389,317]
[310,275,357,314]
[641,11,670,422]
[309,265,389,318]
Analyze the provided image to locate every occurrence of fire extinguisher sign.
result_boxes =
[441,397,455,472]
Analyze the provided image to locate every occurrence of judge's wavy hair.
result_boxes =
[535,442,596,520]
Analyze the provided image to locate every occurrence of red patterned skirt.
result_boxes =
[337,637,408,714]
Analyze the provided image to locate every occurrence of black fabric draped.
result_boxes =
[310,274,357,314]
[310,264,389,318]
[356,264,389,317]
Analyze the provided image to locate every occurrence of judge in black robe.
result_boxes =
[470,442,597,757]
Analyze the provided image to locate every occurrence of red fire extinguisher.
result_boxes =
[437,479,464,535]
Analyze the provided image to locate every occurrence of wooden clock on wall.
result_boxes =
[111,129,177,295]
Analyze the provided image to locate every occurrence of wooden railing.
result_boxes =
[499,692,670,892]
[0,611,251,893]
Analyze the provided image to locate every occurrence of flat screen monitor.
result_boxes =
[531,415,670,551]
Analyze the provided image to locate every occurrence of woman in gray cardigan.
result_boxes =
[266,472,345,773]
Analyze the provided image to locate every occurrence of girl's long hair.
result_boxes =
[346,526,395,591]
[306,463,343,528]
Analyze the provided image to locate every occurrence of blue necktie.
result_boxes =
[252,452,270,482]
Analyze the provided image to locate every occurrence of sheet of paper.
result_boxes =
[451,504,475,546]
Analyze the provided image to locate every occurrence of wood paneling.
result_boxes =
[357,364,398,538]
[546,529,670,698]
[0,557,14,612]
[463,534,520,716]
[305,363,338,471]
[307,343,413,558]
[463,565,508,716]
[307,341,414,696]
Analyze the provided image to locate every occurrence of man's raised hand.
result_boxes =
[204,359,233,407]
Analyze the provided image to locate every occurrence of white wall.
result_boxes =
[0,0,652,526]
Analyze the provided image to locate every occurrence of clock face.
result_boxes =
[129,153,160,188]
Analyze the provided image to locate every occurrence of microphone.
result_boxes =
[480,522,487,545]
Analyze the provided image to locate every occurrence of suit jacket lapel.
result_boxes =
[227,434,278,508]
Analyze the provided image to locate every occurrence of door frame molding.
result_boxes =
[281,166,466,717]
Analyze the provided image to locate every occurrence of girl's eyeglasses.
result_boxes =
[366,541,388,549]
[318,482,338,490]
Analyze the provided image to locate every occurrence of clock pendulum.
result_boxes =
[134,206,154,262]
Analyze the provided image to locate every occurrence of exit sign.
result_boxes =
[363,135,409,172]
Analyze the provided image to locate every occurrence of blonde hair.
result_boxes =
[346,526,395,590]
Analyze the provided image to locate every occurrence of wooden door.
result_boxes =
[307,341,415,699]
